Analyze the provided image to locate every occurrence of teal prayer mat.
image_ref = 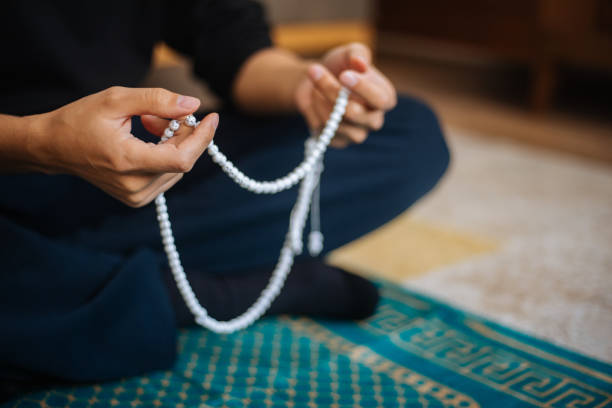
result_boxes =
[5,282,612,407]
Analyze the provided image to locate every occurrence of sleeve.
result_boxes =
[162,0,273,102]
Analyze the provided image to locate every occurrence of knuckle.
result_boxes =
[145,87,170,109]
[353,130,368,144]
[385,92,398,110]
[345,102,362,120]
[123,194,143,208]
[104,86,125,106]
[332,137,349,149]
[375,94,390,110]
[118,177,143,194]
[319,75,338,95]
[390,94,398,109]
[145,88,161,106]
[109,153,132,174]
[350,42,371,57]
[175,152,195,173]
[371,114,385,131]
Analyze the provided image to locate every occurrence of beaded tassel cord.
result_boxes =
[155,88,349,333]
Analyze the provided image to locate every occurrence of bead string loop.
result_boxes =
[155,87,349,333]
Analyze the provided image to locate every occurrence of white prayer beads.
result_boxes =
[155,87,349,333]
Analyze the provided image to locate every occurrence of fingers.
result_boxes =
[335,123,368,145]
[311,88,384,134]
[102,86,201,118]
[345,102,385,130]
[329,124,368,148]
[119,112,219,173]
[330,136,350,149]
[312,90,384,131]
[128,173,184,208]
[321,42,372,75]
[295,80,322,131]
[308,64,342,105]
[339,67,397,111]
[307,61,396,113]
[96,171,183,208]
[345,42,371,71]
[311,90,368,146]
[141,115,169,136]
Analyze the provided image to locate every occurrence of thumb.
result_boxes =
[103,86,201,118]
[346,43,371,73]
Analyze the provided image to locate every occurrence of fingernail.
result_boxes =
[210,113,219,130]
[340,71,359,87]
[308,64,324,81]
[354,55,368,66]
[177,95,200,110]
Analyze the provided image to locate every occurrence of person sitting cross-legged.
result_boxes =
[0,0,449,400]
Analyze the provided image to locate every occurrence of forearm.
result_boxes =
[0,113,44,173]
[232,47,308,114]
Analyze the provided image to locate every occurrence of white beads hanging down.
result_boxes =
[155,87,349,334]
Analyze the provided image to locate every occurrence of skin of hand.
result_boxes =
[21,86,219,207]
[295,43,397,148]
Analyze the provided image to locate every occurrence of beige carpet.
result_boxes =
[330,126,612,363]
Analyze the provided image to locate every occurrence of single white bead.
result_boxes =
[308,231,324,256]
[185,115,197,127]
[169,120,180,131]
[330,111,343,122]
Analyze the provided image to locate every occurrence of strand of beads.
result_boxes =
[155,87,349,333]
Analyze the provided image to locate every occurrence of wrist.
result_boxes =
[283,59,310,112]
[233,48,310,113]
[22,112,55,173]
[0,112,53,174]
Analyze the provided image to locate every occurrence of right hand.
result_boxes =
[27,86,218,207]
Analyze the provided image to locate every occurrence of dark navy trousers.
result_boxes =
[0,96,449,384]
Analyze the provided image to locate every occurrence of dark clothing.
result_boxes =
[0,0,271,115]
[1,97,449,387]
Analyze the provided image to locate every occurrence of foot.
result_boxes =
[163,258,380,327]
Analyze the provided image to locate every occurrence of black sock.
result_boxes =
[162,259,380,327]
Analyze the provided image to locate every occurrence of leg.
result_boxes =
[317,95,450,251]
[0,217,176,398]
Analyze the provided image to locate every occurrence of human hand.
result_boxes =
[27,86,218,207]
[295,43,397,148]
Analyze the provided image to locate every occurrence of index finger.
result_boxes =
[307,63,343,105]
[339,68,397,110]
[123,113,219,173]
[102,86,201,118]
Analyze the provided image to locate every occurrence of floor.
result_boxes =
[376,55,612,163]
[329,56,612,363]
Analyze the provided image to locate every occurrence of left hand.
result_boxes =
[295,43,397,148]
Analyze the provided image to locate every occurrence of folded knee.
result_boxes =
[384,96,450,187]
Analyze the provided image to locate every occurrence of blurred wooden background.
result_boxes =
[151,0,612,162]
